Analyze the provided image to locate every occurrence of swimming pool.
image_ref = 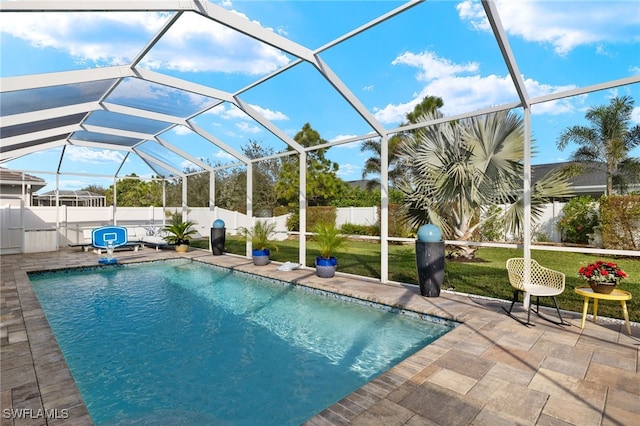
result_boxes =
[29,259,455,425]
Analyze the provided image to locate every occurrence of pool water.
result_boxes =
[30,259,454,425]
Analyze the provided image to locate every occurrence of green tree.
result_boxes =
[398,110,573,257]
[276,123,346,207]
[187,171,211,207]
[361,95,444,189]
[557,95,640,195]
[163,140,280,213]
[243,140,280,214]
[105,174,163,207]
[216,166,247,212]
[79,184,106,195]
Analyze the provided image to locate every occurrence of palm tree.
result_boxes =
[360,135,405,189]
[557,95,640,195]
[360,96,444,189]
[397,110,573,257]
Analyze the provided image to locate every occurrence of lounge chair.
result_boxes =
[125,226,169,250]
[140,235,169,250]
[68,229,94,251]
[504,258,569,326]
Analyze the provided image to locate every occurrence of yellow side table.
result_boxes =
[574,287,632,335]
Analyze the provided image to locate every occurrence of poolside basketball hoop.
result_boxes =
[92,226,128,264]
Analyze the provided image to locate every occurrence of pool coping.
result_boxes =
[1,248,638,425]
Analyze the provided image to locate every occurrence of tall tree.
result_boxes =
[361,95,444,188]
[105,174,163,207]
[163,140,280,213]
[275,123,347,207]
[243,140,280,214]
[214,165,247,212]
[557,95,640,195]
[398,110,573,257]
[79,184,106,195]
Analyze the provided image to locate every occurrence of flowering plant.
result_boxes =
[578,260,628,284]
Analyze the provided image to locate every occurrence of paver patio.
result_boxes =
[1,248,638,425]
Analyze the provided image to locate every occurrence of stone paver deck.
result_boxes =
[1,248,638,425]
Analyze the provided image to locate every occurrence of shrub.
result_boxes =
[378,203,412,238]
[286,206,337,232]
[600,195,640,250]
[479,205,505,242]
[340,223,379,236]
[557,196,599,244]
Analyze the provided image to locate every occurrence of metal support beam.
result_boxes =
[209,170,215,211]
[246,163,253,258]
[380,135,389,283]
[523,108,532,308]
[299,151,307,267]
[482,0,530,108]
[182,177,188,222]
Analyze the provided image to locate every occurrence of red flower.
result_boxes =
[577,260,629,284]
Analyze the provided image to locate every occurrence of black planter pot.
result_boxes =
[415,241,445,297]
[211,227,226,255]
[252,248,270,266]
[315,256,337,278]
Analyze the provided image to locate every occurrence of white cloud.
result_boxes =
[250,104,289,121]
[208,102,288,123]
[363,85,374,92]
[213,149,236,161]
[632,107,640,124]
[142,12,290,74]
[336,163,361,179]
[0,12,169,66]
[173,125,191,136]
[330,135,358,145]
[393,51,479,81]
[457,0,640,56]
[276,26,288,36]
[0,9,291,74]
[374,49,581,125]
[236,122,261,134]
[180,159,200,171]
[373,102,413,125]
[66,147,125,163]
[219,104,248,120]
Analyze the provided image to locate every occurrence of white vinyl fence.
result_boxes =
[2,203,570,254]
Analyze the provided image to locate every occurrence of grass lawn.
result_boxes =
[192,237,640,323]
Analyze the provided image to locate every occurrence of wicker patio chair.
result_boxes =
[504,258,569,326]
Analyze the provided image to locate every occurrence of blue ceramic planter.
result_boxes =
[252,248,270,265]
[315,256,337,278]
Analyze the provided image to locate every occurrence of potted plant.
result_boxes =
[164,216,198,253]
[578,260,628,294]
[242,220,278,265]
[313,221,346,278]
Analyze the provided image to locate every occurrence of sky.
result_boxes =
[1,0,639,194]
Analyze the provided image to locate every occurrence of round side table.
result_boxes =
[574,287,632,335]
